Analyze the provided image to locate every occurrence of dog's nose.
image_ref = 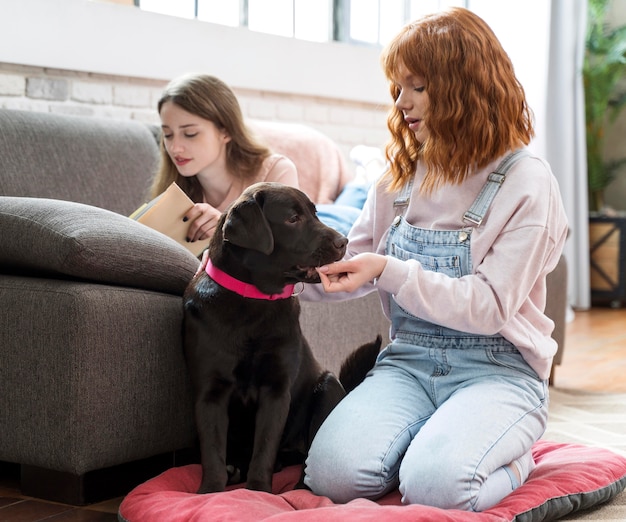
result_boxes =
[334,236,348,249]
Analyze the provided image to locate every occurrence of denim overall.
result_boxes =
[387,150,523,344]
[305,150,548,511]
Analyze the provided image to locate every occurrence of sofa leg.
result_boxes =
[20,450,196,505]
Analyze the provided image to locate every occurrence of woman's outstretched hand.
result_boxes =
[316,253,387,293]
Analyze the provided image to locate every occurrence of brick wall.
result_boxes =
[0,62,391,166]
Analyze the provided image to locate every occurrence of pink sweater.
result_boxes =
[211,154,298,212]
[303,152,568,380]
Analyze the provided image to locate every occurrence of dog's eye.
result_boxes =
[287,214,300,224]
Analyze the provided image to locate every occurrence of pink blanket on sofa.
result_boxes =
[248,120,353,205]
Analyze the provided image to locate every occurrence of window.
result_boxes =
[197,0,240,26]
[138,0,332,42]
[139,0,195,19]
[342,0,467,46]
[137,0,466,46]
[246,0,331,41]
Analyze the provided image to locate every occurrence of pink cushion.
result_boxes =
[118,441,626,522]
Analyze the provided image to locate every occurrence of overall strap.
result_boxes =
[462,149,530,226]
[392,149,530,223]
[393,176,414,215]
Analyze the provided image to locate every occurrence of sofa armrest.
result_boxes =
[0,274,196,477]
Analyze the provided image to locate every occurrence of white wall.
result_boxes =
[468,0,552,158]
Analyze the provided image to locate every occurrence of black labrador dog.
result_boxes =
[183,182,381,494]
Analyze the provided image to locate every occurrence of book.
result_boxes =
[130,182,211,257]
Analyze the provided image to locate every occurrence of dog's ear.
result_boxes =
[222,195,274,255]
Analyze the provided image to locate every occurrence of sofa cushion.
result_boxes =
[0,196,199,295]
[0,109,159,215]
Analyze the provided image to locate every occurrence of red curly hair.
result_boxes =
[380,7,534,193]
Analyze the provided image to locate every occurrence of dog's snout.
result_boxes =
[333,236,348,250]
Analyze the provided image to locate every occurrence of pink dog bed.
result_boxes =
[119,440,626,522]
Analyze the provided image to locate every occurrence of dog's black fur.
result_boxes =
[183,182,381,494]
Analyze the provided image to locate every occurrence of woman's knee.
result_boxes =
[303,402,404,502]
[398,445,471,509]
[304,440,394,503]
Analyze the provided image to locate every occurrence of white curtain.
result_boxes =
[545,0,590,310]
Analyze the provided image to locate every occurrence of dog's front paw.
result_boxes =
[197,477,227,494]
[245,477,272,493]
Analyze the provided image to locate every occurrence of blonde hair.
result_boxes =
[150,74,271,201]
[380,7,534,193]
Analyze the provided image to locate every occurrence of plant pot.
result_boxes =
[589,212,626,307]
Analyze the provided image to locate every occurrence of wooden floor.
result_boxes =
[0,463,121,521]
[552,306,626,393]
[1,306,625,520]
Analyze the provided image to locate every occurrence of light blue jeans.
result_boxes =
[304,217,549,511]
[316,182,368,236]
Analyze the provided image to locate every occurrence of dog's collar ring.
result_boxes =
[291,282,305,297]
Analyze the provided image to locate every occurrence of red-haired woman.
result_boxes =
[303,7,568,512]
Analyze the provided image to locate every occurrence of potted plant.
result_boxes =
[584,0,626,213]
[584,0,626,306]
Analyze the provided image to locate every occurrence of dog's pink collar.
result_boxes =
[205,259,295,300]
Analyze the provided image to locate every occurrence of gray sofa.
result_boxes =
[0,109,391,505]
[0,108,567,506]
